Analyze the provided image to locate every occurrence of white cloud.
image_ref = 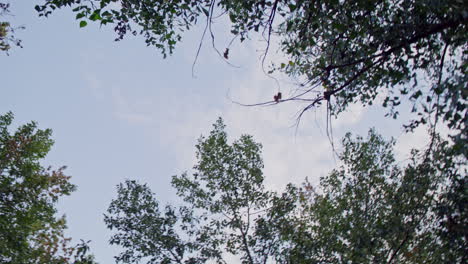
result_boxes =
[334,103,367,127]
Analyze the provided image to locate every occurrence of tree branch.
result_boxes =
[325,19,465,72]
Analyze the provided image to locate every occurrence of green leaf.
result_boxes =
[76,13,85,19]
[79,21,87,28]
[229,13,236,23]
[89,12,101,21]
[288,4,296,12]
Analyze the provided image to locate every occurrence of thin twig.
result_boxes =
[426,40,450,160]
[207,0,240,68]
[191,1,213,78]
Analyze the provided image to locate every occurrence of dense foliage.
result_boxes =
[286,130,467,263]
[105,119,466,263]
[0,112,96,264]
[36,0,467,153]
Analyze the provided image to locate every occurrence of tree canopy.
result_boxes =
[35,0,467,153]
[0,112,96,264]
[104,118,467,263]
[290,130,467,263]
[1,1,466,262]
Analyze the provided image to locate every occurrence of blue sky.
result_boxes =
[1,2,430,263]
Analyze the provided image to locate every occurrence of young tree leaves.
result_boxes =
[0,112,97,264]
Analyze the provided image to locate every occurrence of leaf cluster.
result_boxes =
[0,112,96,264]
[285,130,466,263]
[105,118,294,263]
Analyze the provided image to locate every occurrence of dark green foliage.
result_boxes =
[105,180,187,263]
[0,112,97,264]
[105,119,466,263]
[284,130,467,263]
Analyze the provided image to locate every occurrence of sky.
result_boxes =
[1,2,431,263]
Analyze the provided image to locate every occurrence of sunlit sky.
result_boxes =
[1,2,429,263]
